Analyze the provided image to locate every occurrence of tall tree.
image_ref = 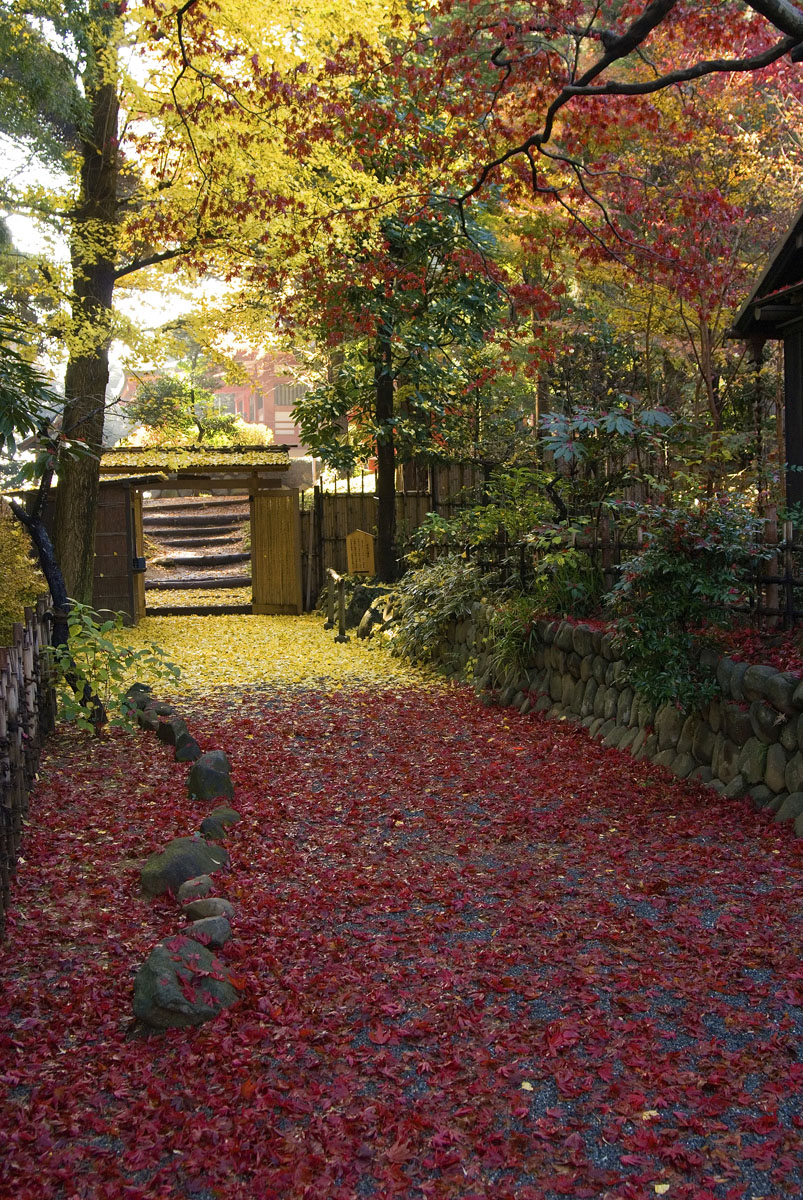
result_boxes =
[53,2,121,602]
[1,0,151,599]
[0,0,404,598]
[289,205,511,579]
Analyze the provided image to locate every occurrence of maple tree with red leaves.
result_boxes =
[1,675,802,1198]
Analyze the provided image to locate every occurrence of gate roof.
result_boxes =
[100,444,291,478]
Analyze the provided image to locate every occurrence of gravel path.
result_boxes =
[1,681,801,1199]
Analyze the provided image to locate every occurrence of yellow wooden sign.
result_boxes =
[346,529,376,576]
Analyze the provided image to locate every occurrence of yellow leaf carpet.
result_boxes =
[120,612,440,697]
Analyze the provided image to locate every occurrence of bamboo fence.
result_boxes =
[0,596,56,938]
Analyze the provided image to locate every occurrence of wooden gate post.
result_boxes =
[132,489,146,622]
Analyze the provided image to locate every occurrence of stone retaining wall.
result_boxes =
[436,606,803,835]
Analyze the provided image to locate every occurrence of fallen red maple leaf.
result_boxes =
[1,682,801,1199]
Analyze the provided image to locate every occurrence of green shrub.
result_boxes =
[0,501,45,644]
[405,465,554,583]
[607,497,768,711]
[48,602,180,733]
[525,534,604,619]
[485,595,540,682]
[123,373,274,449]
[227,419,274,446]
[482,545,602,684]
[390,554,489,666]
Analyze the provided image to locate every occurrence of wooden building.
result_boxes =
[732,201,803,507]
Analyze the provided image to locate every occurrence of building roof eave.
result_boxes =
[731,199,803,338]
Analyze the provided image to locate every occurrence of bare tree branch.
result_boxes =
[565,37,797,99]
[114,243,196,280]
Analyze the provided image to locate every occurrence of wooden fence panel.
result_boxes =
[93,482,136,622]
[299,477,490,605]
[0,597,55,938]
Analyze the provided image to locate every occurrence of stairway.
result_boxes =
[143,494,253,615]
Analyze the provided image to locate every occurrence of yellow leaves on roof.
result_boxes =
[119,613,442,697]
[101,448,290,471]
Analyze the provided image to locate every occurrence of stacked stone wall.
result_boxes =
[438,605,803,836]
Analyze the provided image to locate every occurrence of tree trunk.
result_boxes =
[699,320,722,431]
[11,457,107,725]
[374,325,397,581]
[53,68,119,603]
[9,481,70,652]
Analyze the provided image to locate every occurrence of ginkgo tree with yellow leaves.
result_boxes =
[0,0,412,601]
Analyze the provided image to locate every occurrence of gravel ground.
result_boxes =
[1,681,801,1199]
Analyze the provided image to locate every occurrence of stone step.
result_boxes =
[151,551,250,569]
[149,531,244,548]
[144,495,249,511]
[145,575,252,590]
[145,604,253,616]
[144,512,248,529]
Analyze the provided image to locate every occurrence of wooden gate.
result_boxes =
[251,489,303,614]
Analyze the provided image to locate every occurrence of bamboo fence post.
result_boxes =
[783,519,795,628]
[335,575,349,644]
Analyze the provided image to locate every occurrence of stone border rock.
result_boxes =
[425,608,803,838]
[126,683,244,1029]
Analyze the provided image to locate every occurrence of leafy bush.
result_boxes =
[127,376,202,433]
[485,595,539,682]
[0,501,45,644]
[228,420,274,446]
[390,554,489,666]
[539,399,673,509]
[48,602,180,733]
[123,416,274,449]
[123,375,274,448]
[607,497,769,711]
[483,547,603,684]
[400,466,604,678]
[525,532,604,619]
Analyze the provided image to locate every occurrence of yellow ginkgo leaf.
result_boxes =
[115,613,447,699]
